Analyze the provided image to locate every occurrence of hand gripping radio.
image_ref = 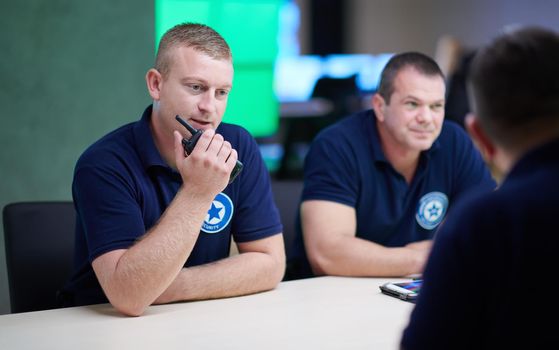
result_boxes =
[175,115,243,184]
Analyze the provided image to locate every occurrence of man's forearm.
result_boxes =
[310,236,428,277]
[93,188,213,316]
[154,249,285,303]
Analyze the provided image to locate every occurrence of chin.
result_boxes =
[412,140,435,151]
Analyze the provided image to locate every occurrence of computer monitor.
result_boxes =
[274,53,393,102]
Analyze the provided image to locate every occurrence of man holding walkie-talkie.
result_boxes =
[61,23,285,316]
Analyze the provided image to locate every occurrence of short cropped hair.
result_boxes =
[469,27,559,147]
[377,52,445,104]
[155,22,232,77]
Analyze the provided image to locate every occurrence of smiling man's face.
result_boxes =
[375,67,446,152]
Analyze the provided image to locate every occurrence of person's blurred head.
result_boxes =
[468,26,559,150]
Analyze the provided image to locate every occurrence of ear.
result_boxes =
[465,113,496,162]
[146,68,163,100]
[371,93,386,122]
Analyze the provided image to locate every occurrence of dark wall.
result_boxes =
[310,0,345,54]
[0,0,153,314]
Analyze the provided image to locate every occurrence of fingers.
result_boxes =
[173,130,186,164]
[205,132,224,156]
[225,149,238,173]
[192,130,234,160]
[216,140,232,163]
[190,129,237,173]
[192,129,215,153]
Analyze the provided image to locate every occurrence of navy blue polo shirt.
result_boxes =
[288,109,495,277]
[401,139,559,349]
[63,105,282,306]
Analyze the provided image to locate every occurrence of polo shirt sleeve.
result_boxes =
[230,130,283,243]
[301,129,359,207]
[73,151,145,262]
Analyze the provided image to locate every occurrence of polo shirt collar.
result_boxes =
[133,105,169,170]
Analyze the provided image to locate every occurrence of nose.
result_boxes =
[197,90,217,114]
[416,106,433,124]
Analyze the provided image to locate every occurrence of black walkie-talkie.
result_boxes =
[175,115,243,184]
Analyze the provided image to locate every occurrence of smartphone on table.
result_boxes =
[379,279,422,303]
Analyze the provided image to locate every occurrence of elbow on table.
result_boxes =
[271,257,287,286]
[107,294,150,317]
[307,251,338,276]
[260,250,286,290]
[264,237,287,288]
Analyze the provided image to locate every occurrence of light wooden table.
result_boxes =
[0,276,414,350]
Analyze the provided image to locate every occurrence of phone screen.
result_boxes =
[380,279,422,302]
[394,280,422,293]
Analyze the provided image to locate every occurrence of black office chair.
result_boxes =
[276,75,362,179]
[2,201,76,313]
[270,180,304,278]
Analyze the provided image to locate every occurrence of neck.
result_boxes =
[150,110,177,169]
[494,124,559,180]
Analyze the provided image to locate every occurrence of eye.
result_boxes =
[216,89,230,99]
[190,84,202,92]
[405,101,418,108]
[431,103,444,112]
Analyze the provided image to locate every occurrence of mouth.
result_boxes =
[410,128,434,138]
[188,119,212,130]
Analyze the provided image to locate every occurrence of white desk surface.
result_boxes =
[0,276,414,350]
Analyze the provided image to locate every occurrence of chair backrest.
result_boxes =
[3,201,75,313]
[271,180,304,262]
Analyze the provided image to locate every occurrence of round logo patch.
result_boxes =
[201,192,234,234]
[416,191,448,230]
